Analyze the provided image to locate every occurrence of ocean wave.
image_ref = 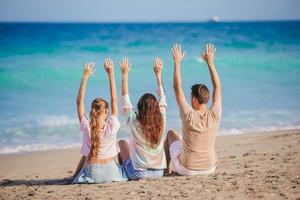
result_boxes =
[0,143,81,155]
[220,125,300,135]
[1,110,300,154]
[35,115,77,127]
[0,114,77,129]
[1,124,299,155]
[221,110,300,126]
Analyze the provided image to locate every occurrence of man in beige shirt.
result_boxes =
[164,43,222,176]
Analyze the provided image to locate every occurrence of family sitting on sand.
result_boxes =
[72,43,222,184]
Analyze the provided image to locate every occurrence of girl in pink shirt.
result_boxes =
[72,59,127,184]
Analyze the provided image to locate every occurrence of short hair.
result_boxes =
[191,84,210,104]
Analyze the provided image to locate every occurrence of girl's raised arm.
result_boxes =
[104,58,118,117]
[153,57,167,113]
[76,62,95,122]
[153,57,163,88]
[119,57,134,118]
[119,57,131,97]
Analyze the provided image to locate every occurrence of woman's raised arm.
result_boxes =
[153,57,163,87]
[119,57,131,97]
[153,57,167,113]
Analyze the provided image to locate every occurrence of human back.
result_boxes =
[137,93,164,149]
[180,78,221,170]
[179,101,221,170]
[126,92,166,169]
[85,98,119,164]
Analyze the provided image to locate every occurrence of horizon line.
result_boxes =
[0,19,299,24]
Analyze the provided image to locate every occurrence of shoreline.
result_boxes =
[0,128,299,156]
[0,129,299,199]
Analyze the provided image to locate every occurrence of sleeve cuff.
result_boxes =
[122,94,133,114]
[157,86,167,110]
[157,86,164,97]
[110,115,121,130]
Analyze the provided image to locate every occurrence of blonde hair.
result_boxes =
[88,98,109,163]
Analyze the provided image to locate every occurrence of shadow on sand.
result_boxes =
[0,171,180,187]
[0,178,72,187]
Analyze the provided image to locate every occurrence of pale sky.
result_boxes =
[0,0,300,22]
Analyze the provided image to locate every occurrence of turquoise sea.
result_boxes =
[0,22,300,154]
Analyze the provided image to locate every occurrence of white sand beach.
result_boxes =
[0,129,299,199]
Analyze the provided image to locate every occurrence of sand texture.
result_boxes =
[0,130,299,200]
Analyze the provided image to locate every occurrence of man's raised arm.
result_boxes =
[201,43,222,109]
[172,43,187,106]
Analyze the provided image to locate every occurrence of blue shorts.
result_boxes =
[122,158,164,180]
[73,160,128,184]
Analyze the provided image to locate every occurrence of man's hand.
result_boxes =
[171,43,185,64]
[172,43,187,106]
[201,43,221,109]
[104,58,114,76]
[201,43,216,65]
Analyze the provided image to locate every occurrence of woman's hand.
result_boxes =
[104,58,114,77]
[82,62,95,80]
[171,43,185,64]
[201,43,216,65]
[153,57,163,87]
[153,57,163,77]
[119,57,131,78]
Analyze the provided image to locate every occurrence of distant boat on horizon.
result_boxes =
[209,16,220,22]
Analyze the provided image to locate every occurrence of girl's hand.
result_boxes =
[153,57,163,76]
[82,62,95,79]
[171,43,185,64]
[119,57,131,77]
[104,58,114,76]
[201,43,216,64]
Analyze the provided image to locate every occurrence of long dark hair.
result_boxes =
[137,93,164,148]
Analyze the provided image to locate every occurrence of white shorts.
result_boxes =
[169,141,216,176]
